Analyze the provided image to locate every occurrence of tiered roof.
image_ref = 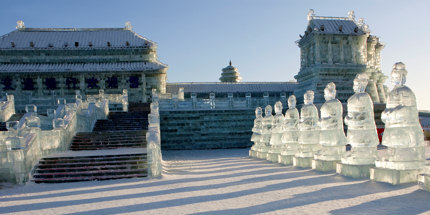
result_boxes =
[0,27,155,49]
[0,62,167,73]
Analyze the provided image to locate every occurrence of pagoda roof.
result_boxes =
[0,61,167,73]
[307,17,365,35]
[166,82,297,93]
[0,27,155,49]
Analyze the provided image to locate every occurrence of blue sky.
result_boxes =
[1,0,429,110]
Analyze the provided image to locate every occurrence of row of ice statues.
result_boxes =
[249,63,425,179]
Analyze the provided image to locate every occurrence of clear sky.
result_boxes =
[1,0,429,110]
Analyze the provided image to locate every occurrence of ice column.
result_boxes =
[294,90,321,168]
[147,101,162,177]
[313,82,346,171]
[372,63,425,185]
[249,107,263,158]
[278,95,299,165]
[257,105,273,159]
[267,101,285,162]
[337,73,379,178]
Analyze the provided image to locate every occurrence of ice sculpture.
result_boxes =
[371,63,425,184]
[278,95,299,165]
[257,105,273,159]
[249,107,263,158]
[294,90,320,168]
[313,83,346,171]
[267,101,285,162]
[337,73,378,178]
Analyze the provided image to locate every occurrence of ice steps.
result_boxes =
[32,153,147,183]
[70,130,147,151]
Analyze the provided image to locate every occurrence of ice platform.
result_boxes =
[293,156,312,168]
[336,163,374,178]
[370,167,421,185]
[312,159,338,172]
[278,154,293,165]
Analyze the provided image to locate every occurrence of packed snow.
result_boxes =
[0,148,430,215]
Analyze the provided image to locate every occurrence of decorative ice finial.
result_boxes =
[125,21,132,30]
[16,20,25,29]
[357,18,364,27]
[307,9,315,21]
[229,60,232,66]
[348,10,355,20]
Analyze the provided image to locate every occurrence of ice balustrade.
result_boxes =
[147,97,162,177]
[157,93,289,110]
[0,94,16,122]
[0,97,109,183]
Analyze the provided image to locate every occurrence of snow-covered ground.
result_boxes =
[1,148,430,215]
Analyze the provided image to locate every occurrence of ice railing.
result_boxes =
[157,92,288,111]
[0,94,16,122]
[0,97,109,184]
[85,89,128,112]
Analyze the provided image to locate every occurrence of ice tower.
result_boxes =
[294,10,387,104]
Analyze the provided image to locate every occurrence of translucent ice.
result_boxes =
[269,101,285,146]
[250,107,263,157]
[280,95,299,156]
[376,62,425,170]
[296,90,321,158]
[341,73,379,165]
[258,105,274,157]
[314,82,346,161]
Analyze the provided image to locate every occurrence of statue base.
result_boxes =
[312,159,338,172]
[267,152,281,163]
[418,174,430,192]
[278,154,294,165]
[249,149,257,158]
[370,167,421,185]
[293,156,312,168]
[336,163,374,178]
[257,151,268,159]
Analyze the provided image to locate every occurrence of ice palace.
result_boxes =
[0,9,430,215]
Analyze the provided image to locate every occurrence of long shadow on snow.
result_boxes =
[190,180,415,215]
[330,189,430,215]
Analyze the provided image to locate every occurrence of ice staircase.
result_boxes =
[32,105,150,183]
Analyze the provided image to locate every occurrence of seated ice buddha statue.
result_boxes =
[269,101,285,146]
[315,82,346,161]
[341,73,379,165]
[296,90,321,158]
[376,62,425,170]
[280,95,299,156]
[258,105,274,157]
[250,107,263,157]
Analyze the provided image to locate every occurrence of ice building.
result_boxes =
[0,21,168,111]
[294,10,387,104]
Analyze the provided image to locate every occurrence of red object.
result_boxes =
[377,128,384,143]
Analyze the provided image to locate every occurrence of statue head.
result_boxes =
[353,73,369,93]
[324,82,336,101]
[304,90,314,105]
[264,105,272,117]
[391,62,408,87]
[255,107,263,118]
[288,95,297,109]
[274,101,283,114]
